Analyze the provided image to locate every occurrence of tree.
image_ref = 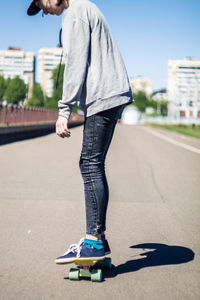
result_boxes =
[45,96,58,109]
[148,99,158,111]
[5,76,27,104]
[132,91,160,113]
[132,91,149,112]
[5,77,11,90]
[52,64,65,101]
[44,64,65,109]
[27,83,44,107]
[0,75,6,101]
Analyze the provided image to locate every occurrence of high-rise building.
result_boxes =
[129,77,153,97]
[168,57,200,118]
[0,48,35,99]
[38,47,63,97]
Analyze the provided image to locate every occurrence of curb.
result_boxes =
[0,121,84,146]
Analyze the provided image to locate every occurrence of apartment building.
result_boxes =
[0,48,35,99]
[38,47,63,97]
[168,57,200,118]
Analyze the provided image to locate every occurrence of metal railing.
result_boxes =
[0,103,84,126]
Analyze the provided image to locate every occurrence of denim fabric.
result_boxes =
[79,104,125,235]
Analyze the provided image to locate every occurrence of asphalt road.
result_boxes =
[0,124,200,300]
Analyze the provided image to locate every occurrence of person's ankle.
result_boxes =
[86,234,101,241]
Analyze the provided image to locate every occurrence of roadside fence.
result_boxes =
[0,103,84,126]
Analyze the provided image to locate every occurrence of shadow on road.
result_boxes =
[104,243,195,279]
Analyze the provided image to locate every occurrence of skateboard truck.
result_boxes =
[69,257,112,282]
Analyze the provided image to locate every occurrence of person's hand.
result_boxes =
[56,116,71,138]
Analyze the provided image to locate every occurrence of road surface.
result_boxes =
[0,124,199,300]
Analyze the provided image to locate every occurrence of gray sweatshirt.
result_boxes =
[58,0,133,119]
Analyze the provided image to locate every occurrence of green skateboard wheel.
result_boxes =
[91,269,102,282]
[69,268,80,280]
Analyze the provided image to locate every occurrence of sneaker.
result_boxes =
[55,238,105,264]
[103,239,111,255]
[101,234,111,255]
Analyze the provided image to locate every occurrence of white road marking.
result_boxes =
[141,127,200,155]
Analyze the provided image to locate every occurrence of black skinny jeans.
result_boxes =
[79,104,125,235]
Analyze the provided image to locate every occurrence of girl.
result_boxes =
[27,0,133,263]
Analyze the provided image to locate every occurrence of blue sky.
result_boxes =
[0,0,199,90]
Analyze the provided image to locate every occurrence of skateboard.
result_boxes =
[68,257,112,282]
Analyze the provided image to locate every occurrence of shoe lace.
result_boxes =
[63,238,84,257]
[76,238,84,257]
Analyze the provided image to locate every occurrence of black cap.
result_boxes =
[27,0,41,16]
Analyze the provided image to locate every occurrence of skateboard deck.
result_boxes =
[69,257,112,282]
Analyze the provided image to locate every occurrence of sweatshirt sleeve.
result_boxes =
[58,16,90,119]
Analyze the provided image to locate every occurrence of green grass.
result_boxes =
[148,123,200,139]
